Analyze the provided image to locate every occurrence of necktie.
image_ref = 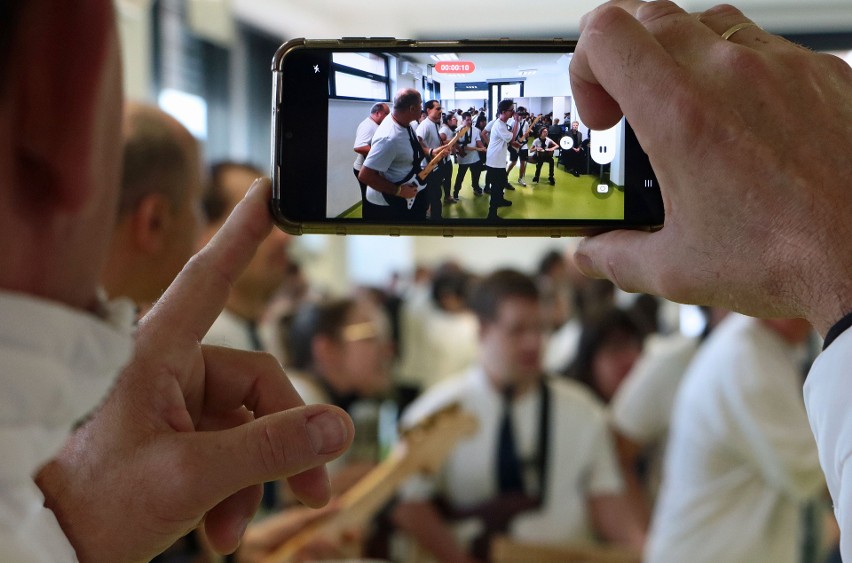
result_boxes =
[497,386,525,494]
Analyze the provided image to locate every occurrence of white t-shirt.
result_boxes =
[457,127,482,166]
[352,115,380,171]
[485,118,513,169]
[804,325,852,561]
[415,119,443,167]
[0,291,134,562]
[646,315,824,563]
[398,367,623,548]
[363,116,420,207]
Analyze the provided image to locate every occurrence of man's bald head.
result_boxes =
[120,103,200,219]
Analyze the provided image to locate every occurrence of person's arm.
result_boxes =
[587,494,645,553]
[569,1,852,336]
[353,144,371,157]
[358,166,418,199]
[392,500,480,563]
[611,431,652,529]
[35,180,355,562]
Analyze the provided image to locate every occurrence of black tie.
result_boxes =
[497,386,525,494]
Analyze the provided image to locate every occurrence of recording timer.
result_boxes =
[435,61,476,74]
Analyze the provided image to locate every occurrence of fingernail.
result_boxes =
[245,177,266,198]
[236,517,250,541]
[306,411,349,454]
[574,251,596,276]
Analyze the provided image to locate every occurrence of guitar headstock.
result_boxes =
[398,402,478,474]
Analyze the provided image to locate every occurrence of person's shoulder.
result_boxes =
[546,376,606,415]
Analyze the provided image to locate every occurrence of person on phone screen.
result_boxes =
[359,88,428,221]
[352,102,390,208]
[484,99,520,220]
[530,127,559,185]
[452,112,486,200]
[415,99,450,220]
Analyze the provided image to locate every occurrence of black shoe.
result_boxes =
[549,178,556,185]
[571,170,580,177]
[496,198,512,207]
[484,187,491,194]
[474,188,483,196]
[532,177,539,183]
[505,184,516,191]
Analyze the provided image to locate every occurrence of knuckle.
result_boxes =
[701,3,745,22]
[634,0,685,27]
[255,422,294,477]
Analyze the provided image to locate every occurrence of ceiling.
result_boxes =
[232,0,852,40]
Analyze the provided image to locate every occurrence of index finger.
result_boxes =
[143,177,275,342]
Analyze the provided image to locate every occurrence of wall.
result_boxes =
[327,99,379,217]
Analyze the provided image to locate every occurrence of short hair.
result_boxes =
[0,3,24,96]
[462,111,471,120]
[286,298,356,370]
[370,102,388,115]
[119,106,194,217]
[564,307,646,399]
[442,113,456,125]
[203,160,264,223]
[497,99,514,113]
[430,267,471,310]
[469,269,539,324]
[537,250,564,277]
[393,89,421,112]
[424,99,440,112]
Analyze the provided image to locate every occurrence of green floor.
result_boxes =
[342,161,625,220]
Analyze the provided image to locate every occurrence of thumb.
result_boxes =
[574,229,662,295]
[185,404,354,509]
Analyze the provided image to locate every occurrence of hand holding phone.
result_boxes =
[271,39,663,236]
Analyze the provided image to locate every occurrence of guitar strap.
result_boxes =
[383,124,424,207]
[435,378,553,560]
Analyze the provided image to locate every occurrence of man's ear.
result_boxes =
[12,1,117,212]
[131,193,172,254]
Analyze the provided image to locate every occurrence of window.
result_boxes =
[331,52,390,101]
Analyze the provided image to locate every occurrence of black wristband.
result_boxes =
[823,310,852,350]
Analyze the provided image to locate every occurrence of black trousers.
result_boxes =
[354,168,367,203]
[453,162,482,196]
[534,155,554,180]
[485,166,510,218]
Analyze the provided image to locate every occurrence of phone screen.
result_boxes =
[272,40,663,236]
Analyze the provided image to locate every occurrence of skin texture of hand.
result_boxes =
[570,1,852,335]
[36,178,355,562]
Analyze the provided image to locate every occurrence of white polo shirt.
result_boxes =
[398,367,623,548]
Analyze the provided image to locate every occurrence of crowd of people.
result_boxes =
[2,1,851,562]
[355,94,592,221]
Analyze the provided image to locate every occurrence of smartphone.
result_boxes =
[271,38,663,237]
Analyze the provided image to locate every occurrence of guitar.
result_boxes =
[398,125,470,209]
[262,403,478,563]
[520,114,543,143]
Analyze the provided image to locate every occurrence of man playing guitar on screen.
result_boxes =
[358,89,429,221]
